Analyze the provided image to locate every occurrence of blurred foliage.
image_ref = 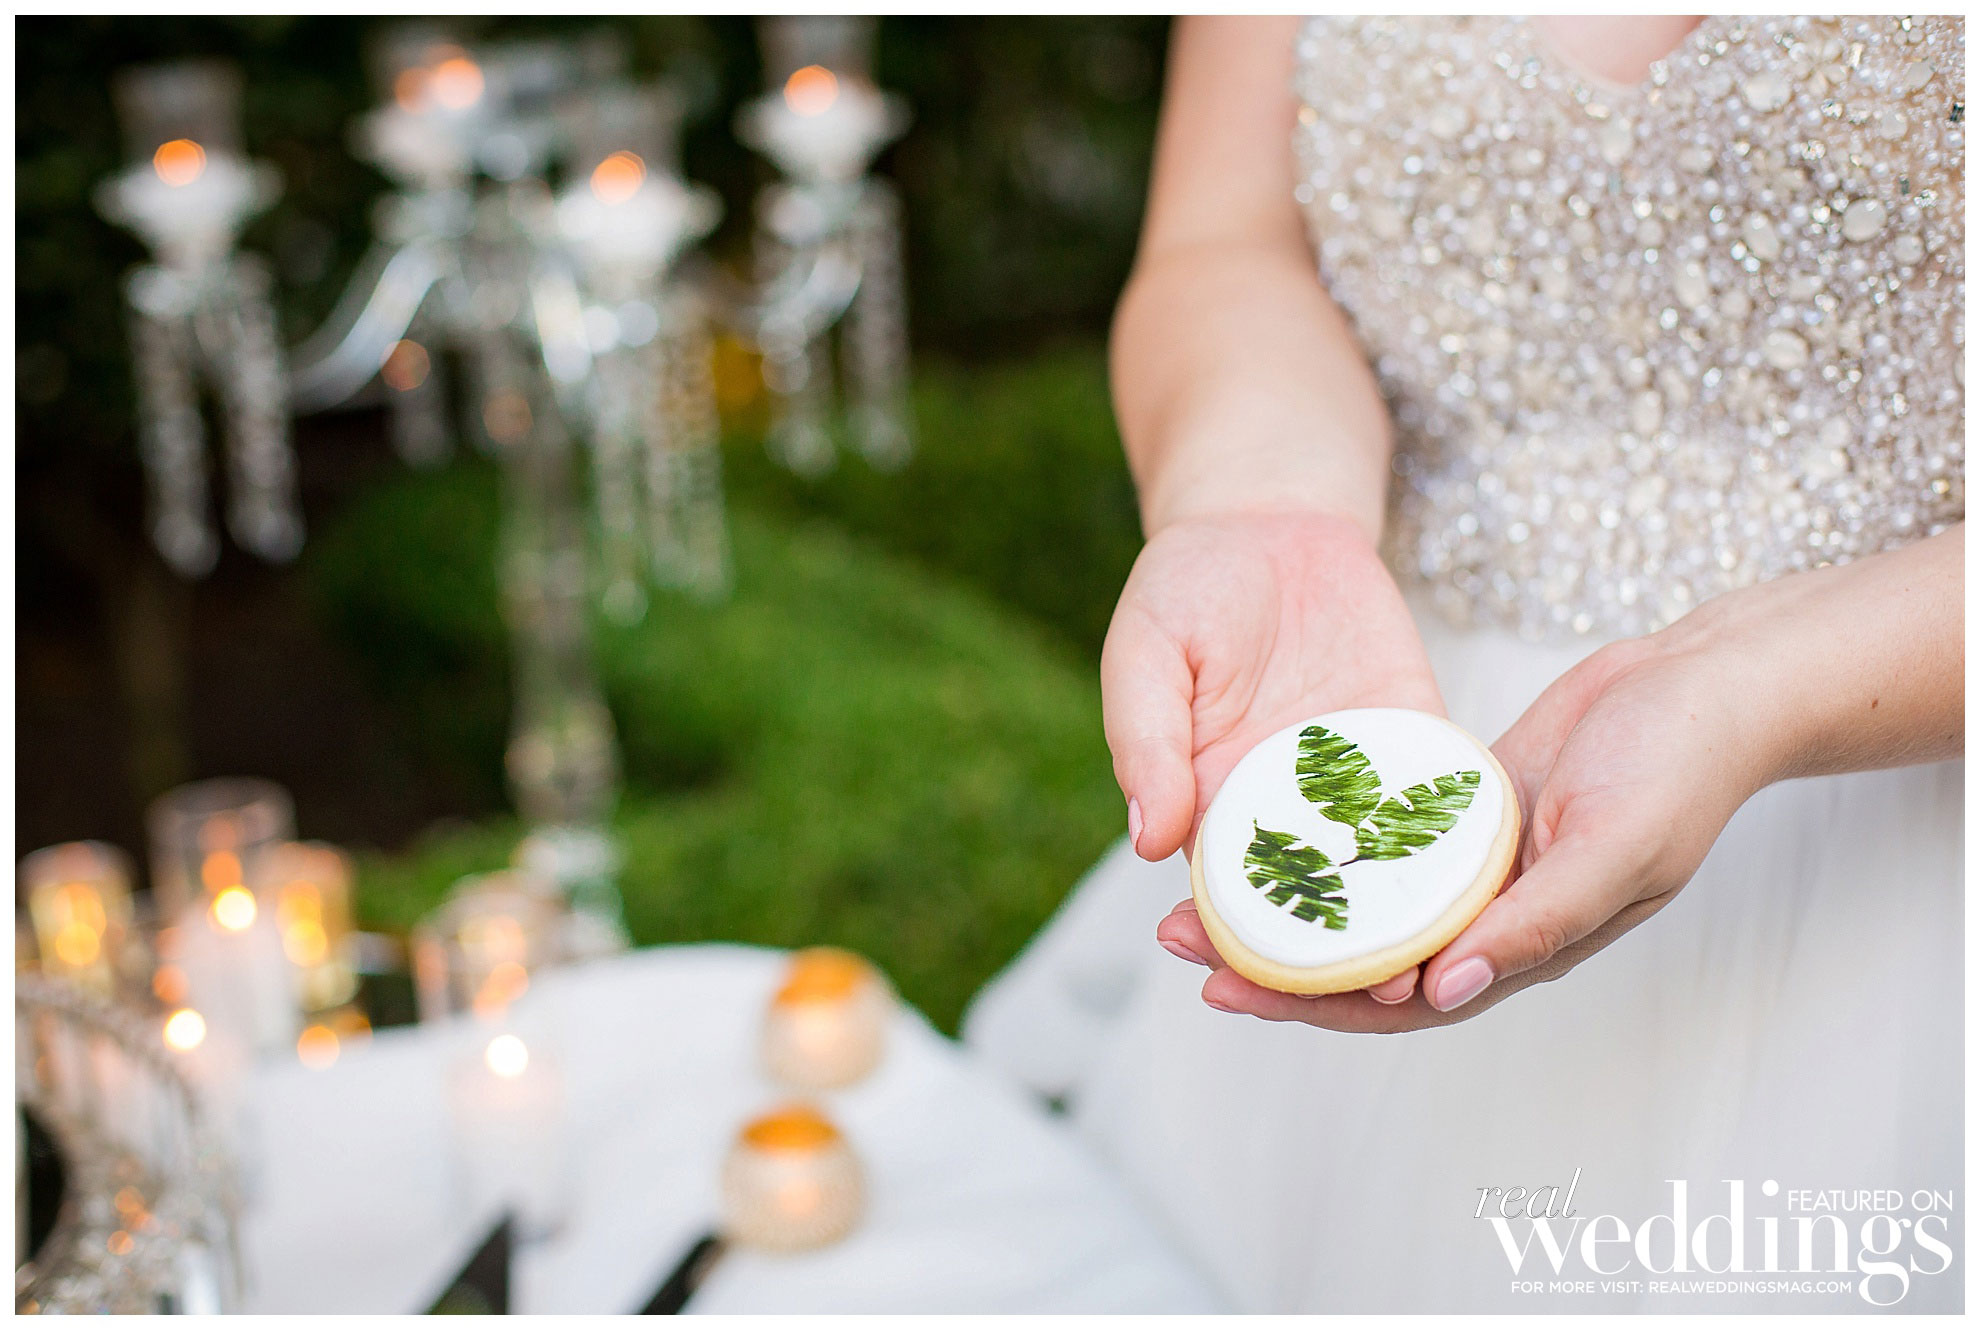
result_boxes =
[724,346,1142,657]
[311,465,1125,1034]
[17,18,1163,1022]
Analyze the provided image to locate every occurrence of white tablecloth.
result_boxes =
[235,944,1221,1313]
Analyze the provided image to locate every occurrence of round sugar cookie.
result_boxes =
[1190,707,1520,996]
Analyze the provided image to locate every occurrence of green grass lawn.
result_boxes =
[308,348,1139,1032]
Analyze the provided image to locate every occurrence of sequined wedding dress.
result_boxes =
[965,15,1963,1313]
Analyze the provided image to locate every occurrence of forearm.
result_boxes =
[1674,525,1964,784]
[1110,15,1393,544]
[1110,242,1393,541]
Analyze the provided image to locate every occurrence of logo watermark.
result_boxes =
[1474,1172,1956,1307]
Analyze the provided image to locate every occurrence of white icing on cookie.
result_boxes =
[1199,708,1506,970]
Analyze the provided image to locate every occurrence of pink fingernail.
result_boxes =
[1369,987,1412,1006]
[1431,957,1494,1011]
[1160,939,1208,967]
[1203,994,1241,1014]
[1127,797,1144,850]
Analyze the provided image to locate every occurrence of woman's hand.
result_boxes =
[1156,527,1962,1030]
[1104,508,1443,1005]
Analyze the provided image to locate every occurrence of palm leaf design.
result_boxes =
[1354,769,1481,860]
[1295,725,1383,828]
[1242,726,1481,927]
[1243,824,1349,928]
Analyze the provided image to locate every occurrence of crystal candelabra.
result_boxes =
[738,16,914,475]
[94,60,299,578]
[94,21,917,942]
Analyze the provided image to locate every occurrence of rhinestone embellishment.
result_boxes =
[1292,15,1964,642]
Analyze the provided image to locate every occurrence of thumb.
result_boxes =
[1419,829,1644,1012]
[1100,603,1197,861]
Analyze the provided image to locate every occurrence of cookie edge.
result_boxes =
[1189,720,1522,997]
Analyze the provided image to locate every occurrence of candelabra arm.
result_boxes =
[286,240,449,413]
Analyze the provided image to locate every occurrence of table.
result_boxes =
[235,944,1223,1313]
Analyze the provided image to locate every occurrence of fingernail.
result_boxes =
[1370,987,1412,1006]
[1203,994,1241,1014]
[1430,957,1494,1012]
[1127,797,1144,851]
[1160,939,1208,967]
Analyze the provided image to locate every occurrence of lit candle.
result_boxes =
[719,1104,865,1252]
[554,85,721,285]
[146,777,294,920]
[19,842,136,996]
[736,66,907,186]
[354,40,486,191]
[761,947,893,1091]
[445,1029,571,1240]
[266,841,359,1016]
[96,60,278,272]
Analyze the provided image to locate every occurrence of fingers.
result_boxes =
[1155,899,1223,968]
[1420,830,1641,1012]
[1365,966,1418,1005]
[1101,603,1199,860]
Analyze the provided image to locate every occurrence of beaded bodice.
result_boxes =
[1292,15,1964,642]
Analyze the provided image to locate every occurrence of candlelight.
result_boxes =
[200,850,242,891]
[162,1007,207,1052]
[589,150,647,205]
[152,138,207,187]
[485,1033,530,1079]
[22,843,135,995]
[784,65,840,117]
[763,947,892,1090]
[471,959,530,1017]
[210,885,257,932]
[721,1103,865,1251]
[296,1022,340,1070]
[429,55,484,111]
[381,338,431,391]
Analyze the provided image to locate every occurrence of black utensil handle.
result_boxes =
[638,1231,729,1315]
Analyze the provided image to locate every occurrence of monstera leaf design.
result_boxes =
[1243,824,1349,928]
[1244,726,1480,927]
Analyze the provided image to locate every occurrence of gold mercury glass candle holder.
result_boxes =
[719,1103,865,1252]
[19,842,139,998]
[761,947,893,1091]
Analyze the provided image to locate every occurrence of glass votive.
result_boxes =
[411,871,562,1023]
[719,1104,865,1252]
[761,947,893,1091]
[19,842,137,997]
[146,778,295,920]
[445,1026,572,1241]
[265,841,359,1015]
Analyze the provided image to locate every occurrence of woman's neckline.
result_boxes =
[1517,14,1725,99]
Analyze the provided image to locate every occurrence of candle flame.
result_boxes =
[297,1023,340,1070]
[283,918,329,966]
[210,885,257,932]
[485,1033,529,1078]
[201,851,243,891]
[784,65,840,117]
[742,1104,842,1153]
[163,1008,207,1052]
[774,947,872,1005]
[153,139,207,187]
[590,150,647,205]
[50,922,101,967]
[430,56,485,111]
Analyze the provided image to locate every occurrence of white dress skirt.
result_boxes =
[963,600,1963,1313]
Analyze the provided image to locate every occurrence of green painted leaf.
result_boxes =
[1244,822,1350,929]
[1295,725,1383,828]
[1354,769,1481,860]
